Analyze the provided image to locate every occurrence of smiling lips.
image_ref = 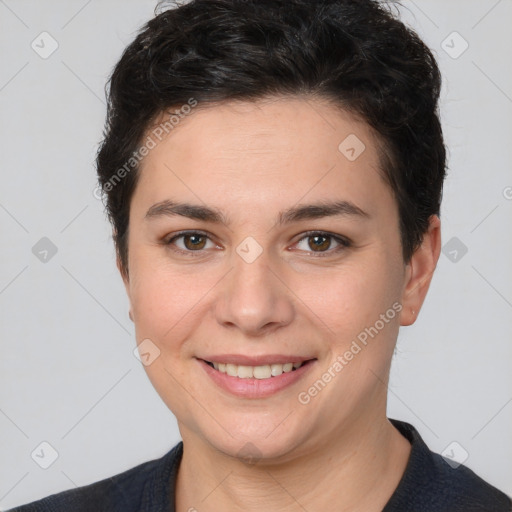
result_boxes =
[205,361,304,379]
[200,357,316,398]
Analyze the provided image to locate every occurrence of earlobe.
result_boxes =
[400,215,441,326]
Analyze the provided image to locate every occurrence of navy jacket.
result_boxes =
[8,420,512,511]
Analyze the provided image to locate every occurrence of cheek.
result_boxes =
[128,261,211,419]
[298,257,401,338]
[129,256,217,345]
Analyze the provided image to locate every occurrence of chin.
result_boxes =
[189,410,315,464]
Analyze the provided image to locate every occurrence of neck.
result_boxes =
[174,412,411,512]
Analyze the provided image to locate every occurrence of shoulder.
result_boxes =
[385,419,512,512]
[7,442,183,512]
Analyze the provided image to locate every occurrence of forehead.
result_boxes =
[148,96,376,163]
[132,96,394,221]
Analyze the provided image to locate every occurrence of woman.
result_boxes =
[10,0,511,510]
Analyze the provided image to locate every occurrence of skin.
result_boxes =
[119,96,441,511]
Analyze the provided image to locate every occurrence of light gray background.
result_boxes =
[1,0,511,508]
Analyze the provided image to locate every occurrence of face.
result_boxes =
[121,96,435,462]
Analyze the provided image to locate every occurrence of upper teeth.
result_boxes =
[211,362,303,379]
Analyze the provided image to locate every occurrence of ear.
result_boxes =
[116,254,134,322]
[400,215,441,326]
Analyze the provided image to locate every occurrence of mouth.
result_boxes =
[198,357,317,398]
[203,360,310,379]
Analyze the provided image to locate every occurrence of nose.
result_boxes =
[214,248,295,337]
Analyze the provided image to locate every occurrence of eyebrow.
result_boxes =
[144,199,370,225]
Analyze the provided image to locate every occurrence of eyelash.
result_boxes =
[164,230,351,258]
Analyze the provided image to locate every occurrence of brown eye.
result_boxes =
[182,234,207,250]
[166,231,216,255]
[294,232,351,256]
[308,235,331,252]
